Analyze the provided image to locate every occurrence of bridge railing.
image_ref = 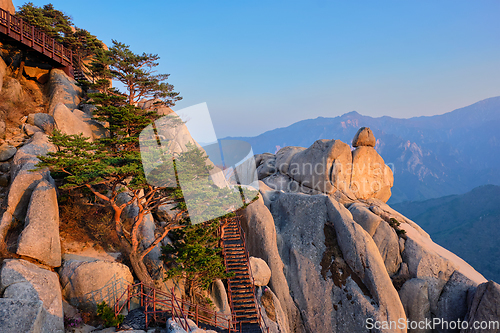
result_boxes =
[0,7,73,67]
[114,282,245,332]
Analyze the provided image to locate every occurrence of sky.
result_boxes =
[19,0,500,138]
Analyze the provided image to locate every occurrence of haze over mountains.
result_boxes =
[393,184,500,283]
[230,96,500,203]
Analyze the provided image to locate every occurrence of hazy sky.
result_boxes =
[22,0,500,138]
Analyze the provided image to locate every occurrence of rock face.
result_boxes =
[47,69,82,116]
[0,299,44,333]
[0,133,56,245]
[350,146,393,202]
[53,103,94,140]
[352,127,376,147]
[240,196,302,333]
[0,143,17,161]
[264,192,406,333]
[59,258,134,311]
[27,113,55,131]
[243,143,492,333]
[0,0,15,14]
[0,259,64,332]
[258,286,289,333]
[461,281,500,333]
[16,179,61,267]
[249,256,272,286]
[399,278,432,333]
[258,128,394,203]
[2,77,24,102]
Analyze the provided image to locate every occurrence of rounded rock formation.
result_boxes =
[352,127,376,147]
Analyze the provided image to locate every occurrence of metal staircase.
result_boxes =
[221,216,266,333]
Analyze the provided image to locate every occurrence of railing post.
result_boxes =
[19,18,23,42]
[51,39,55,58]
[31,25,34,47]
[153,288,156,323]
[127,285,130,311]
[6,12,10,35]
[195,304,199,327]
[143,283,145,307]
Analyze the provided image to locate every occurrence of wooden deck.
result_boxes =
[0,7,73,72]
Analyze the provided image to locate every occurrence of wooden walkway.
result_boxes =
[221,216,266,333]
[0,7,73,75]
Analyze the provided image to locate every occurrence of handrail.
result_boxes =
[234,215,270,333]
[0,7,73,67]
[114,282,239,332]
[170,288,190,331]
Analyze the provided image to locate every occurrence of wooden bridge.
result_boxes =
[0,7,75,77]
[114,215,268,332]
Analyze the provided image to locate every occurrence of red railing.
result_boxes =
[114,282,244,332]
[0,7,73,68]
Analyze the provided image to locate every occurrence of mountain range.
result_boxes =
[392,184,500,283]
[228,96,500,203]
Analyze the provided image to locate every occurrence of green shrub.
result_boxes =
[96,302,123,328]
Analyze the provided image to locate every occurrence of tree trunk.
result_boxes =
[129,251,155,286]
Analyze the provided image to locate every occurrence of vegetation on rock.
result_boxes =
[16,2,104,60]
[162,219,234,302]
[36,43,183,286]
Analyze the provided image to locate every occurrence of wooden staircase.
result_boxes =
[221,216,264,333]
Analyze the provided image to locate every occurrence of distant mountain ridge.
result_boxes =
[392,184,500,283]
[228,96,500,203]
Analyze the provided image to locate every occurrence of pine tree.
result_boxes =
[36,43,183,285]
[89,40,182,106]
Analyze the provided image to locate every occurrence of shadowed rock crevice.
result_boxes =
[320,223,372,299]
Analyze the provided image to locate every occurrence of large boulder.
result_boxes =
[0,259,64,332]
[0,50,7,93]
[255,153,277,180]
[372,220,402,276]
[286,139,352,194]
[16,179,61,267]
[72,109,109,139]
[352,127,376,147]
[0,299,44,333]
[47,69,82,116]
[53,103,94,140]
[400,223,486,311]
[249,256,271,286]
[59,258,134,311]
[275,146,306,175]
[348,202,382,237]
[208,279,231,315]
[27,113,55,132]
[0,143,17,161]
[350,146,394,202]
[461,281,500,333]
